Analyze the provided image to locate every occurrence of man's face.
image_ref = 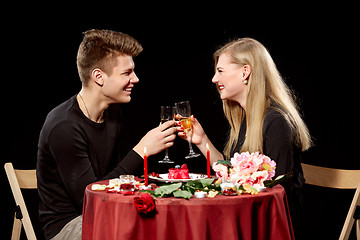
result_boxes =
[102,55,139,103]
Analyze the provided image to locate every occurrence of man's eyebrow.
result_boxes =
[122,66,135,72]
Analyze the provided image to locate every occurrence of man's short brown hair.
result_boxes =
[76,29,143,86]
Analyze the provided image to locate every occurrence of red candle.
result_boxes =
[144,147,148,186]
[206,143,210,178]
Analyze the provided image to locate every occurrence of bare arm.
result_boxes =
[176,115,224,165]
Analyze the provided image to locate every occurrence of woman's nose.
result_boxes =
[212,73,219,83]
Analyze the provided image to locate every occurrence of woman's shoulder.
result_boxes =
[265,106,285,120]
[263,106,291,133]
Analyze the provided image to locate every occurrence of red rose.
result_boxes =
[133,193,155,214]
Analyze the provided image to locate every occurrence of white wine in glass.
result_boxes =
[175,101,201,159]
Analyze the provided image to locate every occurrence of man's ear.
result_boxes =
[91,68,104,86]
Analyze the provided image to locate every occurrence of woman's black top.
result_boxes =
[231,107,305,234]
[37,95,143,239]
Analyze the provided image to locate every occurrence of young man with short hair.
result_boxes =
[37,29,176,239]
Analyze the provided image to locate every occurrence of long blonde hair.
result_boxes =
[214,38,312,158]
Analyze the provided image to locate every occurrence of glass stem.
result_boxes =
[187,137,195,154]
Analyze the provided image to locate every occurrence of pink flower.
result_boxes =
[212,163,229,179]
[237,155,262,176]
[229,170,242,184]
[214,151,277,191]
[230,152,251,167]
[258,155,276,180]
[250,170,269,186]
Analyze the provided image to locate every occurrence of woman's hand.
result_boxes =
[176,115,224,163]
[176,115,206,146]
[133,120,177,157]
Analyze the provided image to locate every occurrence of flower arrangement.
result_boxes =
[212,151,277,195]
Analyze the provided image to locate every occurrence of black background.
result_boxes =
[2,4,359,239]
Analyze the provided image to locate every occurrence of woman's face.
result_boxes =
[212,53,248,104]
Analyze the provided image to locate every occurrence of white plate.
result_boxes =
[149,173,207,183]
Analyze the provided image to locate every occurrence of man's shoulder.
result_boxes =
[45,95,79,123]
[40,96,80,137]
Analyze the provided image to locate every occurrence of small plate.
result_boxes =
[149,173,207,183]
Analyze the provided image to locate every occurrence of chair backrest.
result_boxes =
[4,162,37,240]
[301,163,360,189]
[301,163,360,240]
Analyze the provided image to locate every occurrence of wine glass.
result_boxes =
[175,101,201,159]
[158,106,175,163]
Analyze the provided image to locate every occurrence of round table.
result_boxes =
[82,180,294,240]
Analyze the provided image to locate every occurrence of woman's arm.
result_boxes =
[177,115,224,165]
[263,112,294,176]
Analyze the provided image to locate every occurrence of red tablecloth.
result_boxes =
[82,180,294,240]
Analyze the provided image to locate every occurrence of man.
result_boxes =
[37,29,176,239]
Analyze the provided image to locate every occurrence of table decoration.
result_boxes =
[144,147,148,186]
[119,175,135,192]
[149,173,207,183]
[133,193,156,214]
[206,143,210,178]
[168,164,190,179]
[90,178,155,194]
[194,191,207,198]
[140,178,219,199]
[213,151,290,195]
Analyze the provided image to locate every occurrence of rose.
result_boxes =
[212,151,278,194]
[237,156,262,176]
[250,170,269,186]
[230,152,251,167]
[133,193,155,214]
[212,162,229,179]
[258,155,276,180]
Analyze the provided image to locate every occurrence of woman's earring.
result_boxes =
[243,80,248,85]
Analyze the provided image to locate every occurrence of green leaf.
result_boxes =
[173,190,193,199]
[154,182,182,197]
[185,180,203,188]
[237,185,245,192]
[263,172,293,188]
[199,179,214,188]
[183,180,202,194]
[216,160,232,166]
[139,190,155,195]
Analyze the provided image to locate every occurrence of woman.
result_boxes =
[177,38,311,237]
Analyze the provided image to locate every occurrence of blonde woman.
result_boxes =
[177,38,311,237]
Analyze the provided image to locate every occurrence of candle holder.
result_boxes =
[220,180,237,196]
[119,175,135,192]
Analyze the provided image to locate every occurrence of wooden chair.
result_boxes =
[301,163,360,240]
[4,162,37,240]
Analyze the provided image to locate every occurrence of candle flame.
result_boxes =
[206,143,209,150]
[144,146,147,155]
